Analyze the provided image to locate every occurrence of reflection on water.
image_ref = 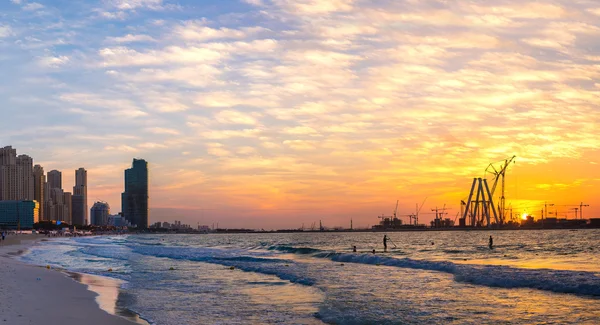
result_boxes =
[67,272,149,325]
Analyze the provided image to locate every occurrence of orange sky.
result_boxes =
[1,0,599,229]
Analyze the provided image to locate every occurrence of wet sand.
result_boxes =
[0,234,140,325]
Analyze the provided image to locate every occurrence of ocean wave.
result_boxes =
[268,245,324,255]
[213,256,290,263]
[131,246,316,286]
[326,253,600,297]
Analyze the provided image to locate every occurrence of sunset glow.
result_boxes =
[1,0,599,229]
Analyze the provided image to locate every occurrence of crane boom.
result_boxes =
[485,155,516,224]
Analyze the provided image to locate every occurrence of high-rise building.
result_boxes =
[33,165,45,221]
[0,147,34,201]
[73,168,88,226]
[91,201,110,226]
[49,188,65,221]
[63,192,72,224]
[0,146,17,165]
[43,181,52,221]
[16,155,34,200]
[121,159,149,228]
[47,170,62,190]
[71,195,85,226]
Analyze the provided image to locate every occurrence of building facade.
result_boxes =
[0,200,39,229]
[33,165,45,221]
[0,147,34,201]
[121,159,149,228]
[63,192,72,224]
[73,168,88,226]
[47,170,62,191]
[71,195,85,226]
[91,201,110,226]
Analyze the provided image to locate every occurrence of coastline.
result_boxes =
[0,234,143,325]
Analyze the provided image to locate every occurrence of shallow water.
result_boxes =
[20,230,600,324]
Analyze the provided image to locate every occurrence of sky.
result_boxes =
[1,0,600,229]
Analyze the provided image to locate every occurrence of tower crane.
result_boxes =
[554,204,589,219]
[580,202,589,219]
[485,155,516,224]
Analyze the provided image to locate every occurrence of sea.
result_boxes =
[19,230,600,325]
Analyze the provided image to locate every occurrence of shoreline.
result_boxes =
[0,234,145,325]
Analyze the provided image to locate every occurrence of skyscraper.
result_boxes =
[16,155,34,200]
[0,146,18,200]
[71,195,85,226]
[73,168,88,225]
[47,170,62,190]
[33,165,45,220]
[63,192,72,224]
[0,147,34,201]
[121,159,149,228]
[49,188,65,221]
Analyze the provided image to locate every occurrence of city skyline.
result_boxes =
[1,1,600,229]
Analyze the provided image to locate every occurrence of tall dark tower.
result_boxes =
[121,159,149,228]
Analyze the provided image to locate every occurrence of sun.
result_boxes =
[521,213,529,220]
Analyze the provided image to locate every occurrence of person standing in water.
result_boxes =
[383,235,389,252]
[489,235,493,249]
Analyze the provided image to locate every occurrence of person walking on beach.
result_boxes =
[489,235,493,249]
[383,235,389,252]
[353,246,357,253]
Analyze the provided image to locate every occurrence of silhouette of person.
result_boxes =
[489,235,493,249]
[372,249,376,254]
[353,245,357,253]
[383,235,389,252]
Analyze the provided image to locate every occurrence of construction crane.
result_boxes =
[431,205,450,221]
[431,205,451,228]
[569,208,579,219]
[553,204,589,219]
[580,202,589,219]
[414,197,428,226]
[485,155,516,224]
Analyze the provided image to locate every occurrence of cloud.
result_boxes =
[214,110,259,125]
[174,22,268,42]
[277,0,354,14]
[145,127,180,135]
[37,56,70,68]
[4,0,600,227]
[0,25,13,38]
[22,2,44,10]
[106,34,156,43]
[98,46,224,67]
[107,0,164,10]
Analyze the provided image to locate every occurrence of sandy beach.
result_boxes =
[0,234,140,325]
